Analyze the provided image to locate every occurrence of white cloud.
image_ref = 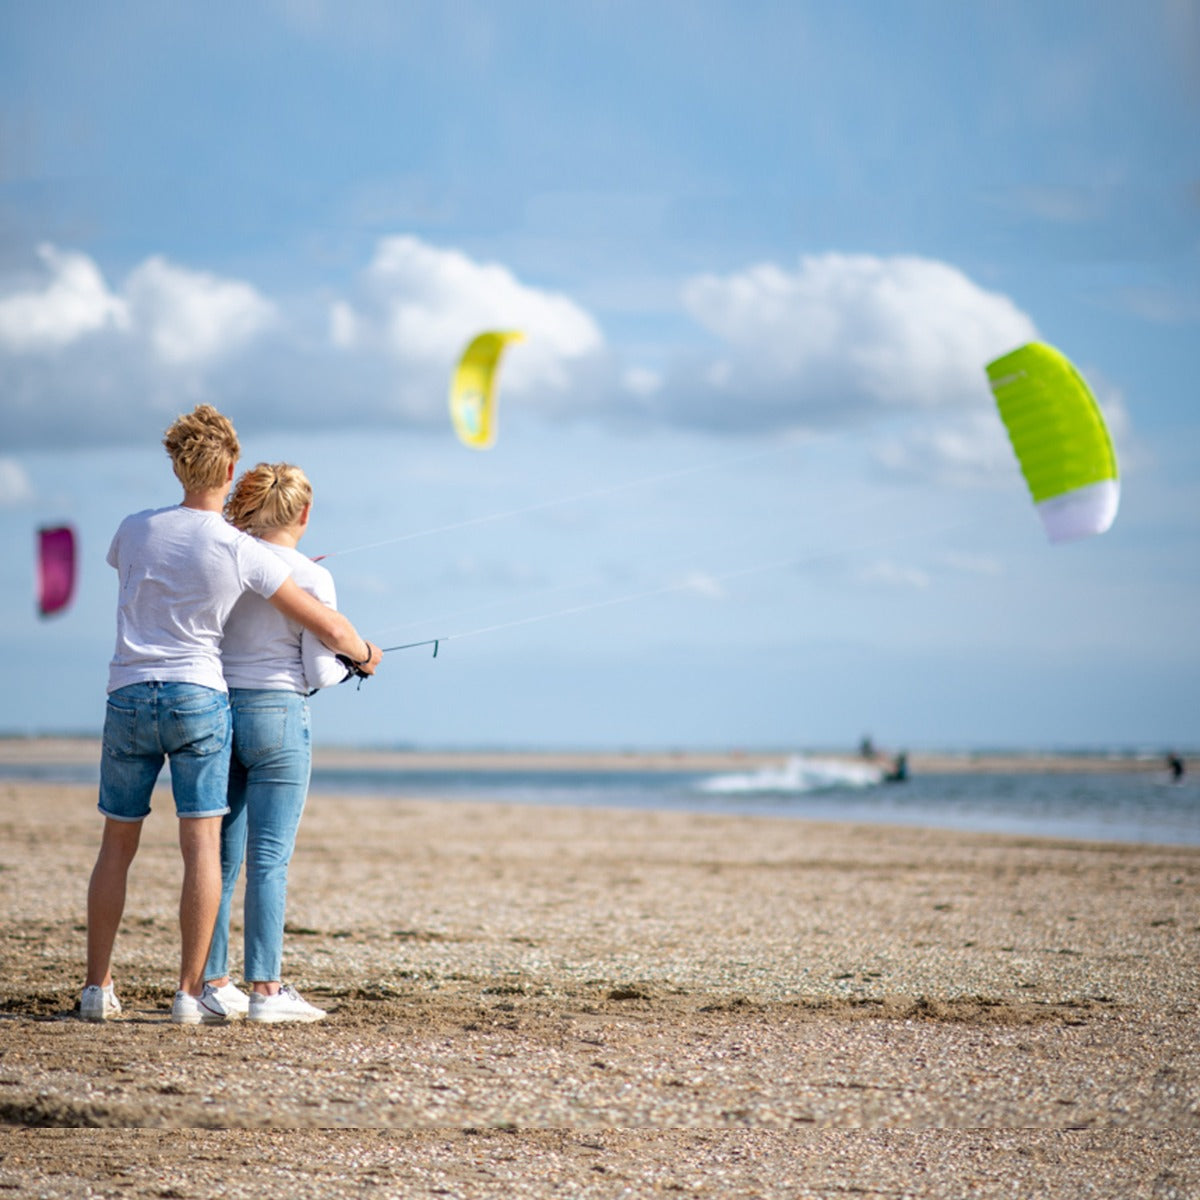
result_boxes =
[873,410,1019,488]
[125,257,277,365]
[0,246,284,448]
[336,235,605,395]
[663,253,1038,432]
[0,239,1050,457]
[623,365,662,397]
[0,458,33,506]
[0,244,275,366]
[0,244,129,352]
[329,299,358,348]
[0,236,610,446]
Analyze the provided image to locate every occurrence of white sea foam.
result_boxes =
[698,755,885,795]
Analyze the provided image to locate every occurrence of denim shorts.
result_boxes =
[98,682,232,821]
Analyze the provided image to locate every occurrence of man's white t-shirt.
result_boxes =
[106,505,292,694]
[220,543,347,694]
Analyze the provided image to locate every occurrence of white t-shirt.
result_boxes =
[106,505,292,694]
[220,542,347,694]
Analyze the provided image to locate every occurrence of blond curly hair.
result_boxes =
[162,404,240,492]
[225,462,313,537]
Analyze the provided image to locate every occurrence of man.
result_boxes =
[81,404,381,1024]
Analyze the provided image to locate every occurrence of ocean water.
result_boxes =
[5,754,1196,846]
[307,755,1198,847]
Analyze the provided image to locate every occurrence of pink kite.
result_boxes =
[38,525,76,617]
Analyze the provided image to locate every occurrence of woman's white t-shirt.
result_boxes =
[220,542,347,694]
[106,505,292,694]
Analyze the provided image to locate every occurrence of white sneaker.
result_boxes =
[170,984,229,1025]
[206,981,250,1018]
[80,983,121,1022]
[247,984,327,1024]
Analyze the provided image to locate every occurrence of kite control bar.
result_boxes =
[335,653,370,686]
[380,638,440,656]
[335,637,441,689]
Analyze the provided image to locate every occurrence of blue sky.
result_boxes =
[2,0,1197,751]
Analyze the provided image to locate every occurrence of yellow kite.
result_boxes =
[985,342,1119,543]
[448,330,525,449]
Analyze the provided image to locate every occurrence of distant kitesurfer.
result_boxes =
[1167,753,1185,783]
[883,751,909,784]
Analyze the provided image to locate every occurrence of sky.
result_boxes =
[1,0,1198,752]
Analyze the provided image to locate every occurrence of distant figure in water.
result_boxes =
[883,751,909,784]
[1167,752,1185,783]
[859,735,876,761]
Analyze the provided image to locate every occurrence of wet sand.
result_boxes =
[1,767,1198,1197]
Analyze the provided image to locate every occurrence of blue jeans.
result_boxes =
[99,683,231,821]
[205,689,311,984]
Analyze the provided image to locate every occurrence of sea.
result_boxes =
[308,755,1199,847]
[7,752,1193,847]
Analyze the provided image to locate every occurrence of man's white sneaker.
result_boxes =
[206,981,250,1018]
[170,984,229,1025]
[247,984,327,1024]
[80,983,121,1022]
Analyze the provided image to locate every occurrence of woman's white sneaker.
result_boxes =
[206,981,250,1018]
[80,983,121,1022]
[247,984,326,1023]
[170,984,229,1025]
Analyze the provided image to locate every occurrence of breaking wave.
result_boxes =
[698,755,885,796]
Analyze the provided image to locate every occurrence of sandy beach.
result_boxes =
[1,756,1198,1197]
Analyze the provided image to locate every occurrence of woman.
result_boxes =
[203,462,370,1023]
